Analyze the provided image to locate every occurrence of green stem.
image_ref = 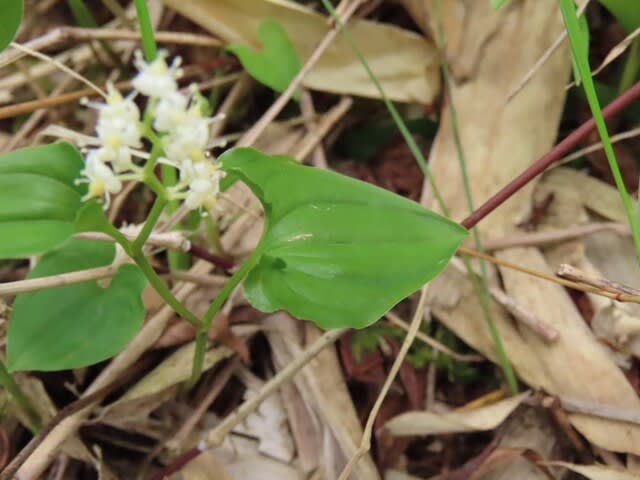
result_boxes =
[0,359,40,432]
[434,0,517,394]
[190,250,262,385]
[133,0,157,62]
[132,196,166,252]
[131,251,201,328]
[559,0,640,265]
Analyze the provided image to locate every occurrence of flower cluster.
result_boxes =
[77,50,225,212]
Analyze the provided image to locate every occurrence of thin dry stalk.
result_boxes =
[482,222,630,251]
[9,42,106,97]
[299,90,328,167]
[294,96,353,161]
[167,358,240,452]
[238,0,362,147]
[450,257,559,342]
[459,246,640,303]
[385,311,484,361]
[557,264,640,297]
[556,126,640,166]
[74,230,190,252]
[3,74,77,152]
[337,284,430,480]
[0,265,117,296]
[205,327,347,446]
[0,69,237,121]
[506,0,590,102]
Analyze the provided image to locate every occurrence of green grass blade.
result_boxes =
[133,0,157,61]
[434,0,517,393]
[559,0,640,264]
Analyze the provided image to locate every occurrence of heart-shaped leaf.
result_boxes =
[0,0,22,52]
[7,239,146,372]
[219,147,467,329]
[0,142,85,259]
[226,18,301,98]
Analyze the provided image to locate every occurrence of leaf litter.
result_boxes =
[2,0,640,479]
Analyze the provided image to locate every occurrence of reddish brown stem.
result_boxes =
[148,447,201,480]
[188,245,235,270]
[461,81,640,229]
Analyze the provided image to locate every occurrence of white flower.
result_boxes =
[172,160,224,211]
[80,150,123,206]
[132,50,182,98]
[97,145,134,173]
[154,90,189,132]
[163,113,210,164]
[87,83,141,151]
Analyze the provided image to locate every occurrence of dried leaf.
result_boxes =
[416,0,640,455]
[548,462,638,480]
[161,0,440,103]
[118,343,232,403]
[385,392,529,436]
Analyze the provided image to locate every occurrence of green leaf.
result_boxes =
[0,0,23,52]
[226,19,301,98]
[220,147,467,330]
[597,0,640,34]
[491,0,511,9]
[0,142,85,259]
[7,239,146,372]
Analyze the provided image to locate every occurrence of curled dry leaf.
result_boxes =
[384,392,530,437]
[161,0,440,103]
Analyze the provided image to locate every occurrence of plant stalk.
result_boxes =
[133,0,157,62]
[190,250,261,384]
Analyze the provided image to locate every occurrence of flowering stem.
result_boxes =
[133,0,157,62]
[131,196,166,252]
[128,196,201,328]
[190,249,262,385]
[131,251,201,328]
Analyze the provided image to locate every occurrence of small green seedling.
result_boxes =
[227,19,302,98]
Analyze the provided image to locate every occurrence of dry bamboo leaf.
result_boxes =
[117,343,232,403]
[212,435,302,480]
[384,392,529,436]
[161,0,440,103]
[480,407,558,480]
[176,450,233,480]
[263,313,380,480]
[548,462,638,480]
[544,168,627,223]
[417,0,640,454]
[233,367,296,463]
